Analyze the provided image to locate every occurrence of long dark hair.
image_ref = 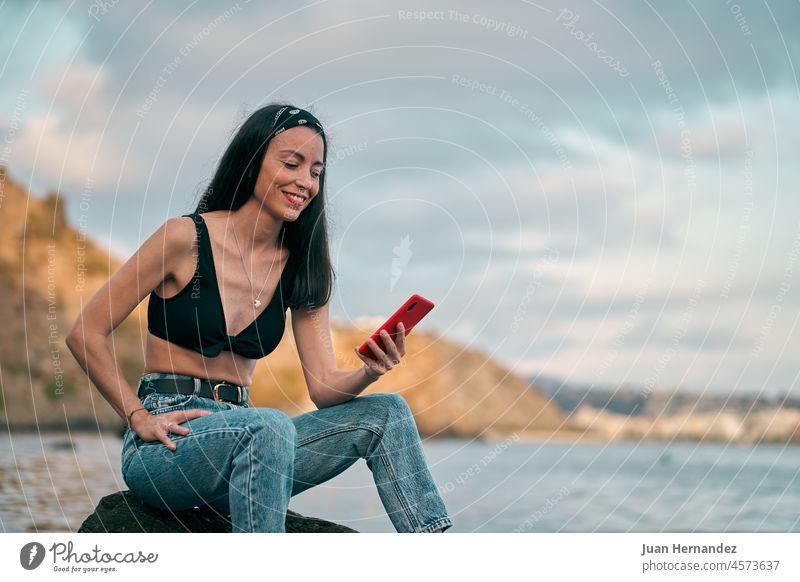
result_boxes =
[192,102,334,309]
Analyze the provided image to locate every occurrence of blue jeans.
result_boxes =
[121,372,453,533]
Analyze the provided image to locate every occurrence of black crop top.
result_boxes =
[147,212,296,359]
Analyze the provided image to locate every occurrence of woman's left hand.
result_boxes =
[355,322,406,380]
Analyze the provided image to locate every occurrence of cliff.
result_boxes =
[0,166,145,430]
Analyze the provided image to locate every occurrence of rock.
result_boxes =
[78,490,357,533]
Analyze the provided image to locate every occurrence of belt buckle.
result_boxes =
[212,382,241,404]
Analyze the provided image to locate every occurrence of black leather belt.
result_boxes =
[139,377,248,406]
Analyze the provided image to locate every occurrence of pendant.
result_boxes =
[254,299,262,308]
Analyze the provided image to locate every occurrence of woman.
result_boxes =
[66,103,452,533]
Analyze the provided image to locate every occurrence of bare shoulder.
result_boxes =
[164,214,198,252]
[159,215,200,277]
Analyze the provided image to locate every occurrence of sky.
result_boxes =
[1,0,798,396]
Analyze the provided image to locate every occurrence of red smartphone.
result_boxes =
[357,294,435,357]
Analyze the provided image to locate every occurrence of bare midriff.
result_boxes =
[143,332,257,386]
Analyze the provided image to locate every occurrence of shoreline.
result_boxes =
[3,428,799,447]
[473,428,800,447]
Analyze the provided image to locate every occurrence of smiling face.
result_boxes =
[253,125,325,221]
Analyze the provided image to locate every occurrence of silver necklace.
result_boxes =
[231,219,286,309]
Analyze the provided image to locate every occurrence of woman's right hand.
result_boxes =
[130,408,213,451]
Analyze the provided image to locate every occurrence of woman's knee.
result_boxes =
[242,408,297,450]
[361,392,414,421]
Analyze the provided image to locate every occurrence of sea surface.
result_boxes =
[1,433,798,533]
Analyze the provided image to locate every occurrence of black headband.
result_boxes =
[268,105,325,139]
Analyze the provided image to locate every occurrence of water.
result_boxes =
[2,433,798,533]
